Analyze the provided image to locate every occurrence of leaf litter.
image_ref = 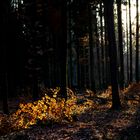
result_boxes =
[0,83,140,140]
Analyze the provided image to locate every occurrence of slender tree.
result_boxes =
[95,8,102,88]
[116,0,125,89]
[0,0,10,114]
[59,0,67,99]
[135,0,139,83]
[68,1,73,87]
[100,2,105,88]
[128,0,133,82]
[104,4,110,87]
[125,0,130,84]
[88,3,96,92]
[103,0,121,109]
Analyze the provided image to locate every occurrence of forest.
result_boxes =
[0,0,140,139]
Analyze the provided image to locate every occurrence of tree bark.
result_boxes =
[88,3,96,92]
[135,0,139,83]
[100,2,105,88]
[117,0,125,89]
[0,0,10,114]
[103,0,121,110]
[59,0,67,99]
[128,0,133,83]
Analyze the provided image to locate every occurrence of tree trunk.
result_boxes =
[129,0,133,83]
[135,0,139,83]
[95,13,102,88]
[104,6,110,87]
[117,0,125,89]
[0,0,10,114]
[1,73,9,114]
[68,1,73,87]
[100,2,105,88]
[59,0,67,99]
[103,0,121,110]
[125,1,130,84]
[88,3,96,92]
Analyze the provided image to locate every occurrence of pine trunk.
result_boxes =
[117,0,124,89]
[103,0,121,110]
[135,0,139,83]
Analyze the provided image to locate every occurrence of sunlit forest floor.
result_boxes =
[0,83,140,140]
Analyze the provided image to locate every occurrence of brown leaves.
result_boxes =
[1,84,140,139]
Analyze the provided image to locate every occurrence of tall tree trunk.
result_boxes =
[135,0,139,83]
[68,2,73,87]
[104,6,110,87]
[125,1,130,84]
[117,0,124,89]
[129,0,133,83]
[59,0,67,99]
[0,0,10,114]
[103,0,121,110]
[77,45,81,88]
[48,0,67,99]
[95,11,102,88]
[100,2,105,88]
[96,31,102,88]
[88,3,96,92]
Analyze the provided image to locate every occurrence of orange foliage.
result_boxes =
[0,87,94,135]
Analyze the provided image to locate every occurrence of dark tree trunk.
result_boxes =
[77,45,81,88]
[68,1,73,87]
[88,3,96,93]
[103,0,121,110]
[95,14,102,88]
[0,0,10,114]
[1,73,9,114]
[125,2,130,84]
[129,0,133,83]
[48,0,67,99]
[100,2,105,88]
[135,0,139,83]
[117,0,125,89]
[104,6,110,87]
[59,0,67,99]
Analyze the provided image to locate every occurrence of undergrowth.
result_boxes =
[1,83,139,136]
[0,87,93,136]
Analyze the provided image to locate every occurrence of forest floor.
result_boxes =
[0,84,140,140]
